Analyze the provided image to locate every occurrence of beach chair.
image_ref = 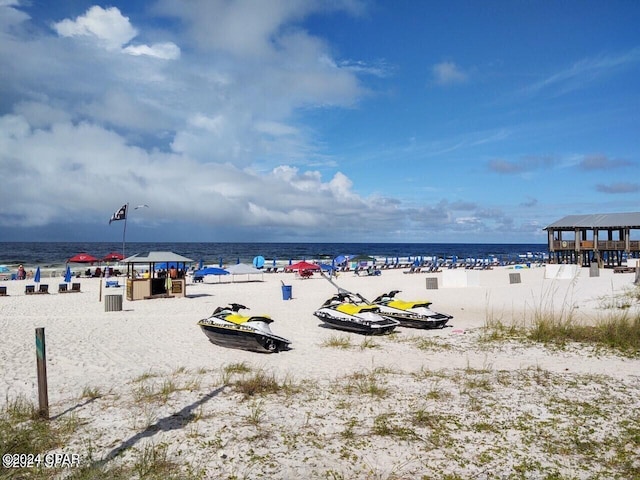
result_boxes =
[38,284,49,294]
[297,270,313,279]
[0,286,7,296]
[58,283,68,293]
[25,285,35,294]
[71,283,81,292]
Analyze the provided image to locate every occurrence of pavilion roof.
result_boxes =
[544,212,640,230]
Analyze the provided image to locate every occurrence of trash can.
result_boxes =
[105,294,123,312]
[281,285,292,300]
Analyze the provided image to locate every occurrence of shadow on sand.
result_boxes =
[93,385,226,467]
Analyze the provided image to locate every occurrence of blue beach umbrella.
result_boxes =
[34,266,41,284]
[273,258,277,267]
[385,257,388,265]
[289,258,292,265]
[64,265,72,283]
[236,257,240,264]
[219,257,223,267]
[253,256,265,268]
[198,259,204,270]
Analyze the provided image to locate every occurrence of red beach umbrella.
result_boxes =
[287,261,321,271]
[103,252,124,261]
[68,252,99,264]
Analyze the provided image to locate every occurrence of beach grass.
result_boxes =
[321,334,353,349]
[482,287,640,356]
[528,311,640,354]
[231,370,290,399]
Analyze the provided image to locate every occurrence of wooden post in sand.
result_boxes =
[99,278,102,302]
[35,328,49,419]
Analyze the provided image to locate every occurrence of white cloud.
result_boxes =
[523,47,640,96]
[432,61,468,86]
[53,6,137,51]
[153,0,364,58]
[53,5,180,59]
[0,116,391,232]
[122,42,180,60]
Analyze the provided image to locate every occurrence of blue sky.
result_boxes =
[1,0,638,243]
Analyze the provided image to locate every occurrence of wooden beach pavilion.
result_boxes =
[123,251,193,300]
[544,212,640,267]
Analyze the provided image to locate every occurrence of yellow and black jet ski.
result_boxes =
[198,303,291,353]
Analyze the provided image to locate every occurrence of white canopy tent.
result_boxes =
[224,263,264,282]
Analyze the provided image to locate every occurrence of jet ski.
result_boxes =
[198,303,291,353]
[314,292,399,335]
[372,290,452,329]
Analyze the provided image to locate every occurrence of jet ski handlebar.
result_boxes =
[212,303,249,315]
[229,303,248,311]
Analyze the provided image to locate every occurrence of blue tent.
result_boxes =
[334,255,347,265]
[155,262,180,269]
[195,267,229,276]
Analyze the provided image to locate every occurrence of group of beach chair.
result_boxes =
[20,283,82,295]
[263,267,287,273]
[0,282,82,296]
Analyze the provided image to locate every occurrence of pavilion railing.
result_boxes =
[552,240,639,251]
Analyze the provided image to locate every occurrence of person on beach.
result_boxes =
[169,266,178,279]
[17,265,25,280]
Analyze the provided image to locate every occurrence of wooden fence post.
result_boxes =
[35,328,49,419]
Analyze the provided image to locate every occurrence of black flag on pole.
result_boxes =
[109,204,127,224]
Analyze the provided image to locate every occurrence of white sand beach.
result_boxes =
[1,265,639,478]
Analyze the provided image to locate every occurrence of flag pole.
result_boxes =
[122,203,129,260]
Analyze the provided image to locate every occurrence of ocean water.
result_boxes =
[0,242,548,270]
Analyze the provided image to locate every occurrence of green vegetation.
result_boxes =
[321,334,353,349]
